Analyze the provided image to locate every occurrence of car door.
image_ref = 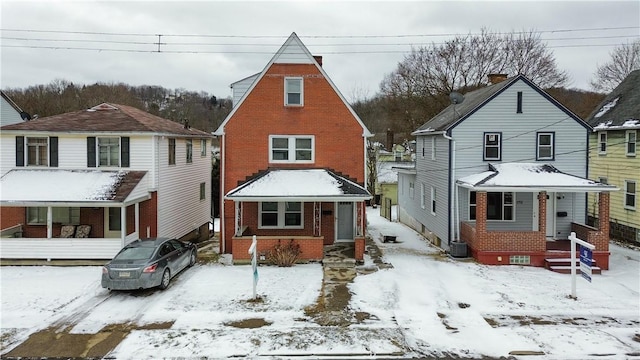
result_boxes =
[169,240,188,271]
[160,242,180,275]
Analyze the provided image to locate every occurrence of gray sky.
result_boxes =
[1,1,639,101]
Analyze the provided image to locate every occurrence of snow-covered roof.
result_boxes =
[377,161,413,184]
[593,119,640,131]
[0,169,148,206]
[586,69,640,131]
[457,163,618,192]
[225,169,371,201]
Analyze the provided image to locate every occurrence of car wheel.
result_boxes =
[159,269,171,290]
[189,249,197,267]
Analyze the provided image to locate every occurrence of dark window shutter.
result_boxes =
[121,137,130,167]
[16,136,24,167]
[517,91,523,113]
[49,137,58,167]
[87,137,96,167]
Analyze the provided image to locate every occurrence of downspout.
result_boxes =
[443,132,457,244]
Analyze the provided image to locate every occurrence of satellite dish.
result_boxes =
[450,92,465,105]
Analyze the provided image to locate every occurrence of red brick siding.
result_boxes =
[0,207,24,229]
[232,236,324,262]
[355,237,365,261]
[221,63,366,254]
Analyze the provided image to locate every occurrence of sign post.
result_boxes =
[569,231,595,300]
[248,235,258,299]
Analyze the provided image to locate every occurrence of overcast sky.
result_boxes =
[1,1,639,102]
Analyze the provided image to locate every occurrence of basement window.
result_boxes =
[509,255,531,265]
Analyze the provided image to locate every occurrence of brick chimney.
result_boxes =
[488,73,508,84]
[313,55,323,67]
[386,129,394,151]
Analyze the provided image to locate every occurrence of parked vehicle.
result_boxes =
[101,238,197,291]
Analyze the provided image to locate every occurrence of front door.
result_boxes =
[546,192,556,239]
[104,207,121,238]
[337,202,354,242]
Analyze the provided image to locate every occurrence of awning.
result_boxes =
[225,168,372,202]
[456,163,618,192]
[0,169,150,207]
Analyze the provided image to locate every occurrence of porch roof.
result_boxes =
[225,168,372,202]
[456,163,618,192]
[0,169,149,207]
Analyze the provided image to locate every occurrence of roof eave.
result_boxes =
[456,184,619,193]
[224,195,372,202]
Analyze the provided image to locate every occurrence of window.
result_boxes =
[27,137,48,166]
[26,207,80,224]
[431,186,436,215]
[516,91,523,113]
[285,77,303,106]
[98,137,120,166]
[394,150,402,162]
[420,183,426,209]
[537,132,555,160]
[200,139,207,157]
[27,207,47,224]
[625,180,636,210]
[109,208,121,231]
[483,132,501,161]
[469,191,514,221]
[259,202,303,228]
[168,138,176,165]
[421,138,426,158]
[431,137,436,160]
[186,139,193,163]
[409,182,414,199]
[199,182,206,200]
[598,132,607,155]
[510,255,530,265]
[269,135,314,163]
[626,130,637,156]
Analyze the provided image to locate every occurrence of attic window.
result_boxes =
[285,77,303,106]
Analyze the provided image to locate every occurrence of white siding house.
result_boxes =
[0,103,213,260]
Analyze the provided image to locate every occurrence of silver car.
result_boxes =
[101,237,197,291]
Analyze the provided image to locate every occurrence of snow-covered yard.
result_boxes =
[1,207,639,359]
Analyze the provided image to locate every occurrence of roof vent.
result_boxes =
[89,103,119,111]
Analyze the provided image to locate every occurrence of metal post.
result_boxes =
[248,235,258,299]
[569,231,595,300]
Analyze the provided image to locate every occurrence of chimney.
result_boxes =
[488,73,508,84]
[386,129,394,151]
[313,55,323,67]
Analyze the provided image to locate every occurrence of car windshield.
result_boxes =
[114,246,155,261]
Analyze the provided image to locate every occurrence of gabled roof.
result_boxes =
[214,32,372,137]
[586,69,640,131]
[456,163,617,193]
[225,168,371,201]
[413,74,589,135]
[1,90,24,113]
[0,103,213,137]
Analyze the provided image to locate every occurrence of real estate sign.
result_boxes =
[580,245,593,283]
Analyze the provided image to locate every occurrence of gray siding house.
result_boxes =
[398,74,616,269]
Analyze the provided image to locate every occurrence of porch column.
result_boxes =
[475,191,487,250]
[120,205,126,247]
[538,191,547,237]
[596,192,610,251]
[135,203,140,237]
[46,206,53,238]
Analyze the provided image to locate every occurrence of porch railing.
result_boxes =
[1,237,124,260]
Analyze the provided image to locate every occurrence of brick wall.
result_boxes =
[232,236,324,263]
[0,207,24,230]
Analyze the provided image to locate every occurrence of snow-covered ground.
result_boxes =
[1,207,639,359]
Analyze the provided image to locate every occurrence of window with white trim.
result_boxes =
[200,139,207,157]
[27,207,80,225]
[269,135,314,163]
[27,137,48,166]
[186,139,193,163]
[483,132,501,161]
[431,186,437,215]
[626,130,637,156]
[285,77,303,106]
[259,202,303,228]
[536,132,554,160]
[431,137,436,160]
[199,182,206,201]
[469,191,514,221]
[168,138,176,165]
[598,132,607,155]
[98,137,120,166]
[420,183,426,209]
[625,180,636,210]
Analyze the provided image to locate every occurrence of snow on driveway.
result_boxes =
[1,207,639,359]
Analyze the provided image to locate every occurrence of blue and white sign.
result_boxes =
[579,245,593,283]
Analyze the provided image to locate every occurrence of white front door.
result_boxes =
[546,192,555,239]
[104,207,122,238]
[336,202,354,242]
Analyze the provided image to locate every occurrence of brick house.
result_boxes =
[214,32,372,263]
[398,74,617,269]
[0,103,213,259]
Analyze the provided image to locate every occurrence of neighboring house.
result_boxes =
[214,32,372,263]
[1,91,29,126]
[377,143,413,162]
[398,74,616,269]
[586,69,640,244]
[0,103,213,259]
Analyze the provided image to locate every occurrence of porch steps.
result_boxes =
[544,258,601,275]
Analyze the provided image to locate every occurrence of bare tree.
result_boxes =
[590,40,640,92]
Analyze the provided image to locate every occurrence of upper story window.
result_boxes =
[199,182,206,201]
[259,202,303,228]
[599,132,607,155]
[421,138,426,158]
[625,180,636,210]
[285,77,303,106]
[537,132,555,160]
[394,150,402,161]
[27,137,48,166]
[98,137,120,167]
[168,138,176,165]
[16,136,58,168]
[200,139,207,157]
[186,139,193,163]
[483,132,501,161]
[269,135,314,163]
[626,130,636,156]
[431,137,436,160]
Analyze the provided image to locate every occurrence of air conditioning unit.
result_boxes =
[450,241,468,258]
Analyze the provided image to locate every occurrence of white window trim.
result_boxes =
[200,139,207,157]
[186,139,193,163]
[431,186,437,215]
[26,137,49,167]
[624,180,636,210]
[420,183,426,209]
[284,77,304,106]
[598,132,607,155]
[431,137,436,160]
[258,202,304,229]
[484,133,501,161]
[626,130,637,156]
[97,137,120,167]
[537,132,554,160]
[269,135,315,163]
